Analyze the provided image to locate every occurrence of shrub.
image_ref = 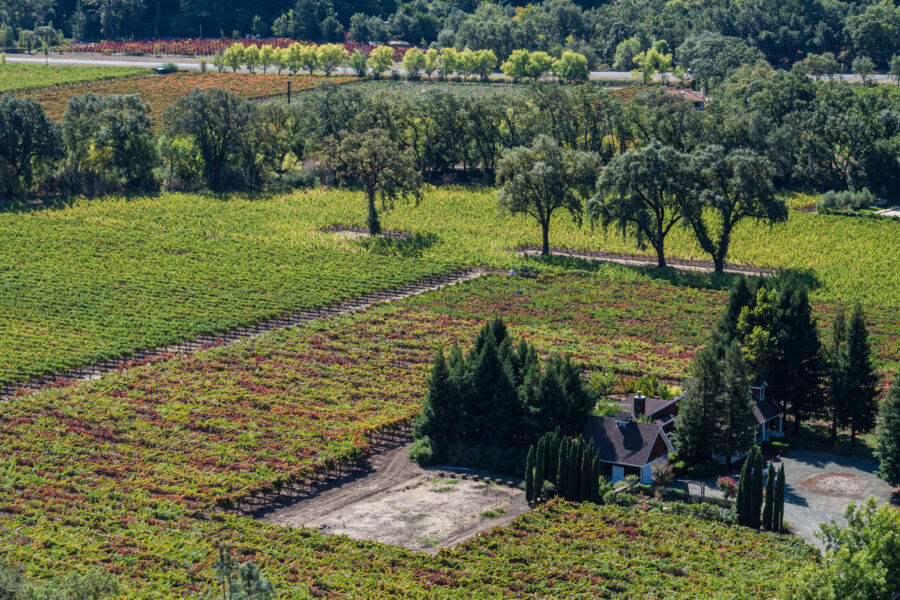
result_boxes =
[408,437,435,465]
[815,188,875,212]
[717,475,739,500]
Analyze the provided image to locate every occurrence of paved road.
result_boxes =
[6,53,893,83]
[678,449,897,550]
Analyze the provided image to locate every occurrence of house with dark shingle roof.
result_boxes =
[582,413,675,484]
[593,386,784,472]
[751,382,784,443]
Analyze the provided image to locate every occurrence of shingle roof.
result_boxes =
[753,397,782,425]
[615,395,680,418]
[582,416,665,468]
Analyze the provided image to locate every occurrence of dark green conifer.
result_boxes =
[750,448,764,529]
[762,463,775,530]
[525,446,535,502]
[773,463,785,532]
[876,377,900,486]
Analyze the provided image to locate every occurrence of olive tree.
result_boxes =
[323,128,422,235]
[496,135,600,255]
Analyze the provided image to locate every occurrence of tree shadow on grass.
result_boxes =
[357,232,440,258]
[522,253,822,295]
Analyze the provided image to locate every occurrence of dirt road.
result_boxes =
[259,444,530,553]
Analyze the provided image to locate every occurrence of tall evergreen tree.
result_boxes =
[535,437,546,494]
[569,440,581,499]
[739,286,822,434]
[675,345,723,461]
[762,463,776,530]
[736,453,751,526]
[875,377,900,486]
[749,448,764,529]
[717,341,758,467]
[773,463,786,532]
[827,307,848,443]
[580,440,594,501]
[557,442,568,498]
[716,277,753,344]
[467,328,520,446]
[413,349,458,450]
[525,446,535,502]
[840,304,879,448]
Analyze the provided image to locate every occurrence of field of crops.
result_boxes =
[1,189,898,390]
[343,79,643,101]
[18,72,350,123]
[0,194,460,387]
[0,63,147,93]
[0,274,816,597]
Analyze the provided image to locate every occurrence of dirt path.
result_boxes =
[0,267,487,401]
[518,246,779,277]
[259,444,529,553]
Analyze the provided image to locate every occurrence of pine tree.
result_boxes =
[675,345,723,461]
[762,463,775,530]
[773,463,785,532]
[841,304,879,448]
[525,446,535,502]
[467,328,519,447]
[718,341,758,468]
[749,448,764,529]
[716,276,753,344]
[875,377,900,486]
[738,286,822,434]
[413,349,458,454]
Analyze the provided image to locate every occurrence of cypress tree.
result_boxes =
[827,307,848,443]
[569,440,581,500]
[736,453,751,526]
[762,463,775,530]
[875,377,900,486]
[525,446,535,503]
[774,463,785,532]
[535,437,545,494]
[580,447,593,501]
[557,441,568,498]
[841,304,879,448]
[750,448,764,529]
[592,456,602,503]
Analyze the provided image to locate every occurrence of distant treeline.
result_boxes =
[2,0,900,70]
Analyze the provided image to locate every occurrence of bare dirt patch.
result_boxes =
[321,226,411,240]
[258,444,529,553]
[517,245,779,277]
[797,472,870,499]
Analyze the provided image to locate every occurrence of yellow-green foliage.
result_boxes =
[0,63,147,93]
[1,187,897,389]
